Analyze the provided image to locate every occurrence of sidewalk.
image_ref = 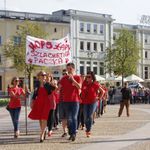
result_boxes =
[0,105,150,150]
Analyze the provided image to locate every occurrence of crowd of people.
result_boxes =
[6,62,109,142]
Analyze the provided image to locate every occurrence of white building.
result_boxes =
[53,10,114,77]
[113,23,150,79]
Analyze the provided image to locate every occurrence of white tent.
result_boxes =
[125,74,144,82]
[115,76,127,82]
[106,76,115,81]
[95,75,105,81]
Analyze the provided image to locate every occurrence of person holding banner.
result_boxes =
[28,71,55,142]
[7,77,25,138]
[59,63,81,141]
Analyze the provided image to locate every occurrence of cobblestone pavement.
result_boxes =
[0,104,150,150]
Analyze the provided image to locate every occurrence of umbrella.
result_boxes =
[125,74,144,82]
[95,75,105,81]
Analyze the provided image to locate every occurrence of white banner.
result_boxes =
[26,35,71,66]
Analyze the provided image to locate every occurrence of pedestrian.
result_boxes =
[28,71,55,142]
[58,69,68,138]
[118,82,131,117]
[7,77,25,138]
[81,71,105,137]
[46,74,57,137]
[59,63,81,141]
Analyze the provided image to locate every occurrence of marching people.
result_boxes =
[28,71,55,142]
[118,82,131,117]
[81,71,105,137]
[45,73,56,137]
[58,69,68,137]
[59,63,81,141]
[7,77,25,138]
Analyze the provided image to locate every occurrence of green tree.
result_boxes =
[105,29,141,85]
[3,21,47,89]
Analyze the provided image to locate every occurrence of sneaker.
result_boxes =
[86,132,91,138]
[48,131,52,137]
[61,132,67,137]
[71,135,76,141]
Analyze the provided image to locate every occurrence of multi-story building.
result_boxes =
[0,10,69,92]
[53,10,114,77]
[113,23,150,80]
[0,9,150,92]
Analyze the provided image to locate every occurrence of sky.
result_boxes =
[0,0,150,25]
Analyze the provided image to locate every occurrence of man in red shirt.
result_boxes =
[59,63,81,141]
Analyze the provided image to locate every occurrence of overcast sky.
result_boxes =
[0,0,149,25]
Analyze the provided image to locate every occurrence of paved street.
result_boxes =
[0,104,150,150]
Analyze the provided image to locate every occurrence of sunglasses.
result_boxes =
[15,80,19,82]
[41,74,46,76]
[86,76,92,78]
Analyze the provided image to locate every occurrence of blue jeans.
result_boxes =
[83,102,97,132]
[9,107,21,132]
[64,102,79,136]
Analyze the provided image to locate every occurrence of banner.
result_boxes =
[26,35,71,66]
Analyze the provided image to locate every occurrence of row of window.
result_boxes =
[80,41,104,51]
[80,23,104,34]
[80,61,104,75]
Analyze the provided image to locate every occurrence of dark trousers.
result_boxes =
[47,109,55,131]
[118,100,130,117]
[65,102,79,136]
[9,107,21,132]
[54,104,59,127]
[83,102,97,132]
[77,104,84,129]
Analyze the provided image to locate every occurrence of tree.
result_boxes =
[3,21,47,89]
[105,29,140,85]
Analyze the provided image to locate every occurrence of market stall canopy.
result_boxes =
[125,74,144,82]
[106,76,127,81]
[95,75,105,81]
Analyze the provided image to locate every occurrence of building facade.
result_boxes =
[0,9,150,92]
[0,10,69,92]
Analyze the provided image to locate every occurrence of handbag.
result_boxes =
[6,105,10,111]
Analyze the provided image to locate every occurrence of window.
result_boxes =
[145,34,148,44]
[0,76,2,90]
[93,62,97,74]
[100,43,104,51]
[145,51,148,59]
[80,23,84,32]
[86,61,91,73]
[93,24,97,33]
[87,42,91,51]
[14,36,21,45]
[80,66,84,74]
[94,43,97,51]
[54,28,57,32]
[80,41,84,50]
[93,67,97,74]
[80,61,84,74]
[100,24,104,34]
[100,62,104,75]
[87,24,91,32]
[144,67,148,79]
[113,33,116,40]
[0,36,2,45]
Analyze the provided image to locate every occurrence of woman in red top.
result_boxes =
[8,77,25,138]
[81,71,105,137]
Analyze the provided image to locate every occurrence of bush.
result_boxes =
[0,99,9,107]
